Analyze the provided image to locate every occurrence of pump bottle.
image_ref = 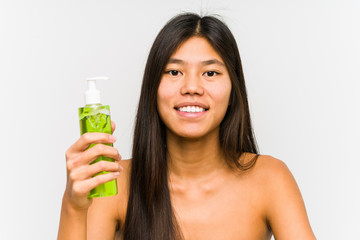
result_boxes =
[78,77,118,198]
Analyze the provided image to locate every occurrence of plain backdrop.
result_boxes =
[1,0,359,239]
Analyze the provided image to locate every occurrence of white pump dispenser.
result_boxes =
[85,77,109,105]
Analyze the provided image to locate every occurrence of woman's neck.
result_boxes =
[166,127,228,182]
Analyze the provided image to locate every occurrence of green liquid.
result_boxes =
[79,104,118,198]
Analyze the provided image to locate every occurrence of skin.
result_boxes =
[58,37,316,240]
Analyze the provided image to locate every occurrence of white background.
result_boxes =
[1,0,359,239]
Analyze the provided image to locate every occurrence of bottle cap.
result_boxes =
[85,77,109,105]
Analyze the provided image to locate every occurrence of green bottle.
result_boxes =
[78,77,118,198]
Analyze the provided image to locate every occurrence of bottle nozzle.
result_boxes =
[85,77,109,105]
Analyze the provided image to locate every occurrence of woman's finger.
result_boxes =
[73,171,120,196]
[67,132,116,154]
[69,160,122,182]
[66,144,121,170]
[82,144,121,164]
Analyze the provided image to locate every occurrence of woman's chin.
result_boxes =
[167,127,219,142]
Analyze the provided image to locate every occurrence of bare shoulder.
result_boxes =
[239,153,289,179]
[118,158,132,186]
[119,158,132,170]
[247,154,316,240]
[252,155,302,200]
[249,154,302,209]
[251,154,291,179]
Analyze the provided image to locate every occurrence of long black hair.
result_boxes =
[123,13,258,239]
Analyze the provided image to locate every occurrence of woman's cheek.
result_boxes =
[157,81,175,114]
[209,84,231,105]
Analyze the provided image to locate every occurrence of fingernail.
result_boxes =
[109,135,116,142]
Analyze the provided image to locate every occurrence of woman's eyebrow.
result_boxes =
[200,59,225,66]
[167,58,224,66]
[168,58,184,64]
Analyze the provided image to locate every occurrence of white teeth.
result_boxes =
[179,106,206,113]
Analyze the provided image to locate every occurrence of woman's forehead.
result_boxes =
[168,37,225,65]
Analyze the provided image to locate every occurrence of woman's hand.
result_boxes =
[63,122,122,211]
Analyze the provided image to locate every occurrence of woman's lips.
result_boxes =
[174,102,209,111]
[174,104,208,118]
[178,106,206,113]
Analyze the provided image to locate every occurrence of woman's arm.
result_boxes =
[57,128,122,240]
[262,156,316,239]
[58,196,88,239]
[58,186,122,240]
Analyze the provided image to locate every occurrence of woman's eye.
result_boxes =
[167,70,180,76]
[204,71,218,77]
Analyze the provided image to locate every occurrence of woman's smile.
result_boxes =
[174,102,209,118]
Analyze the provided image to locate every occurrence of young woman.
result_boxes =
[58,13,316,240]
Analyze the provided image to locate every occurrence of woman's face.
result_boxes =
[157,36,232,140]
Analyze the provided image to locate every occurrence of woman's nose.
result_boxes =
[180,73,204,96]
